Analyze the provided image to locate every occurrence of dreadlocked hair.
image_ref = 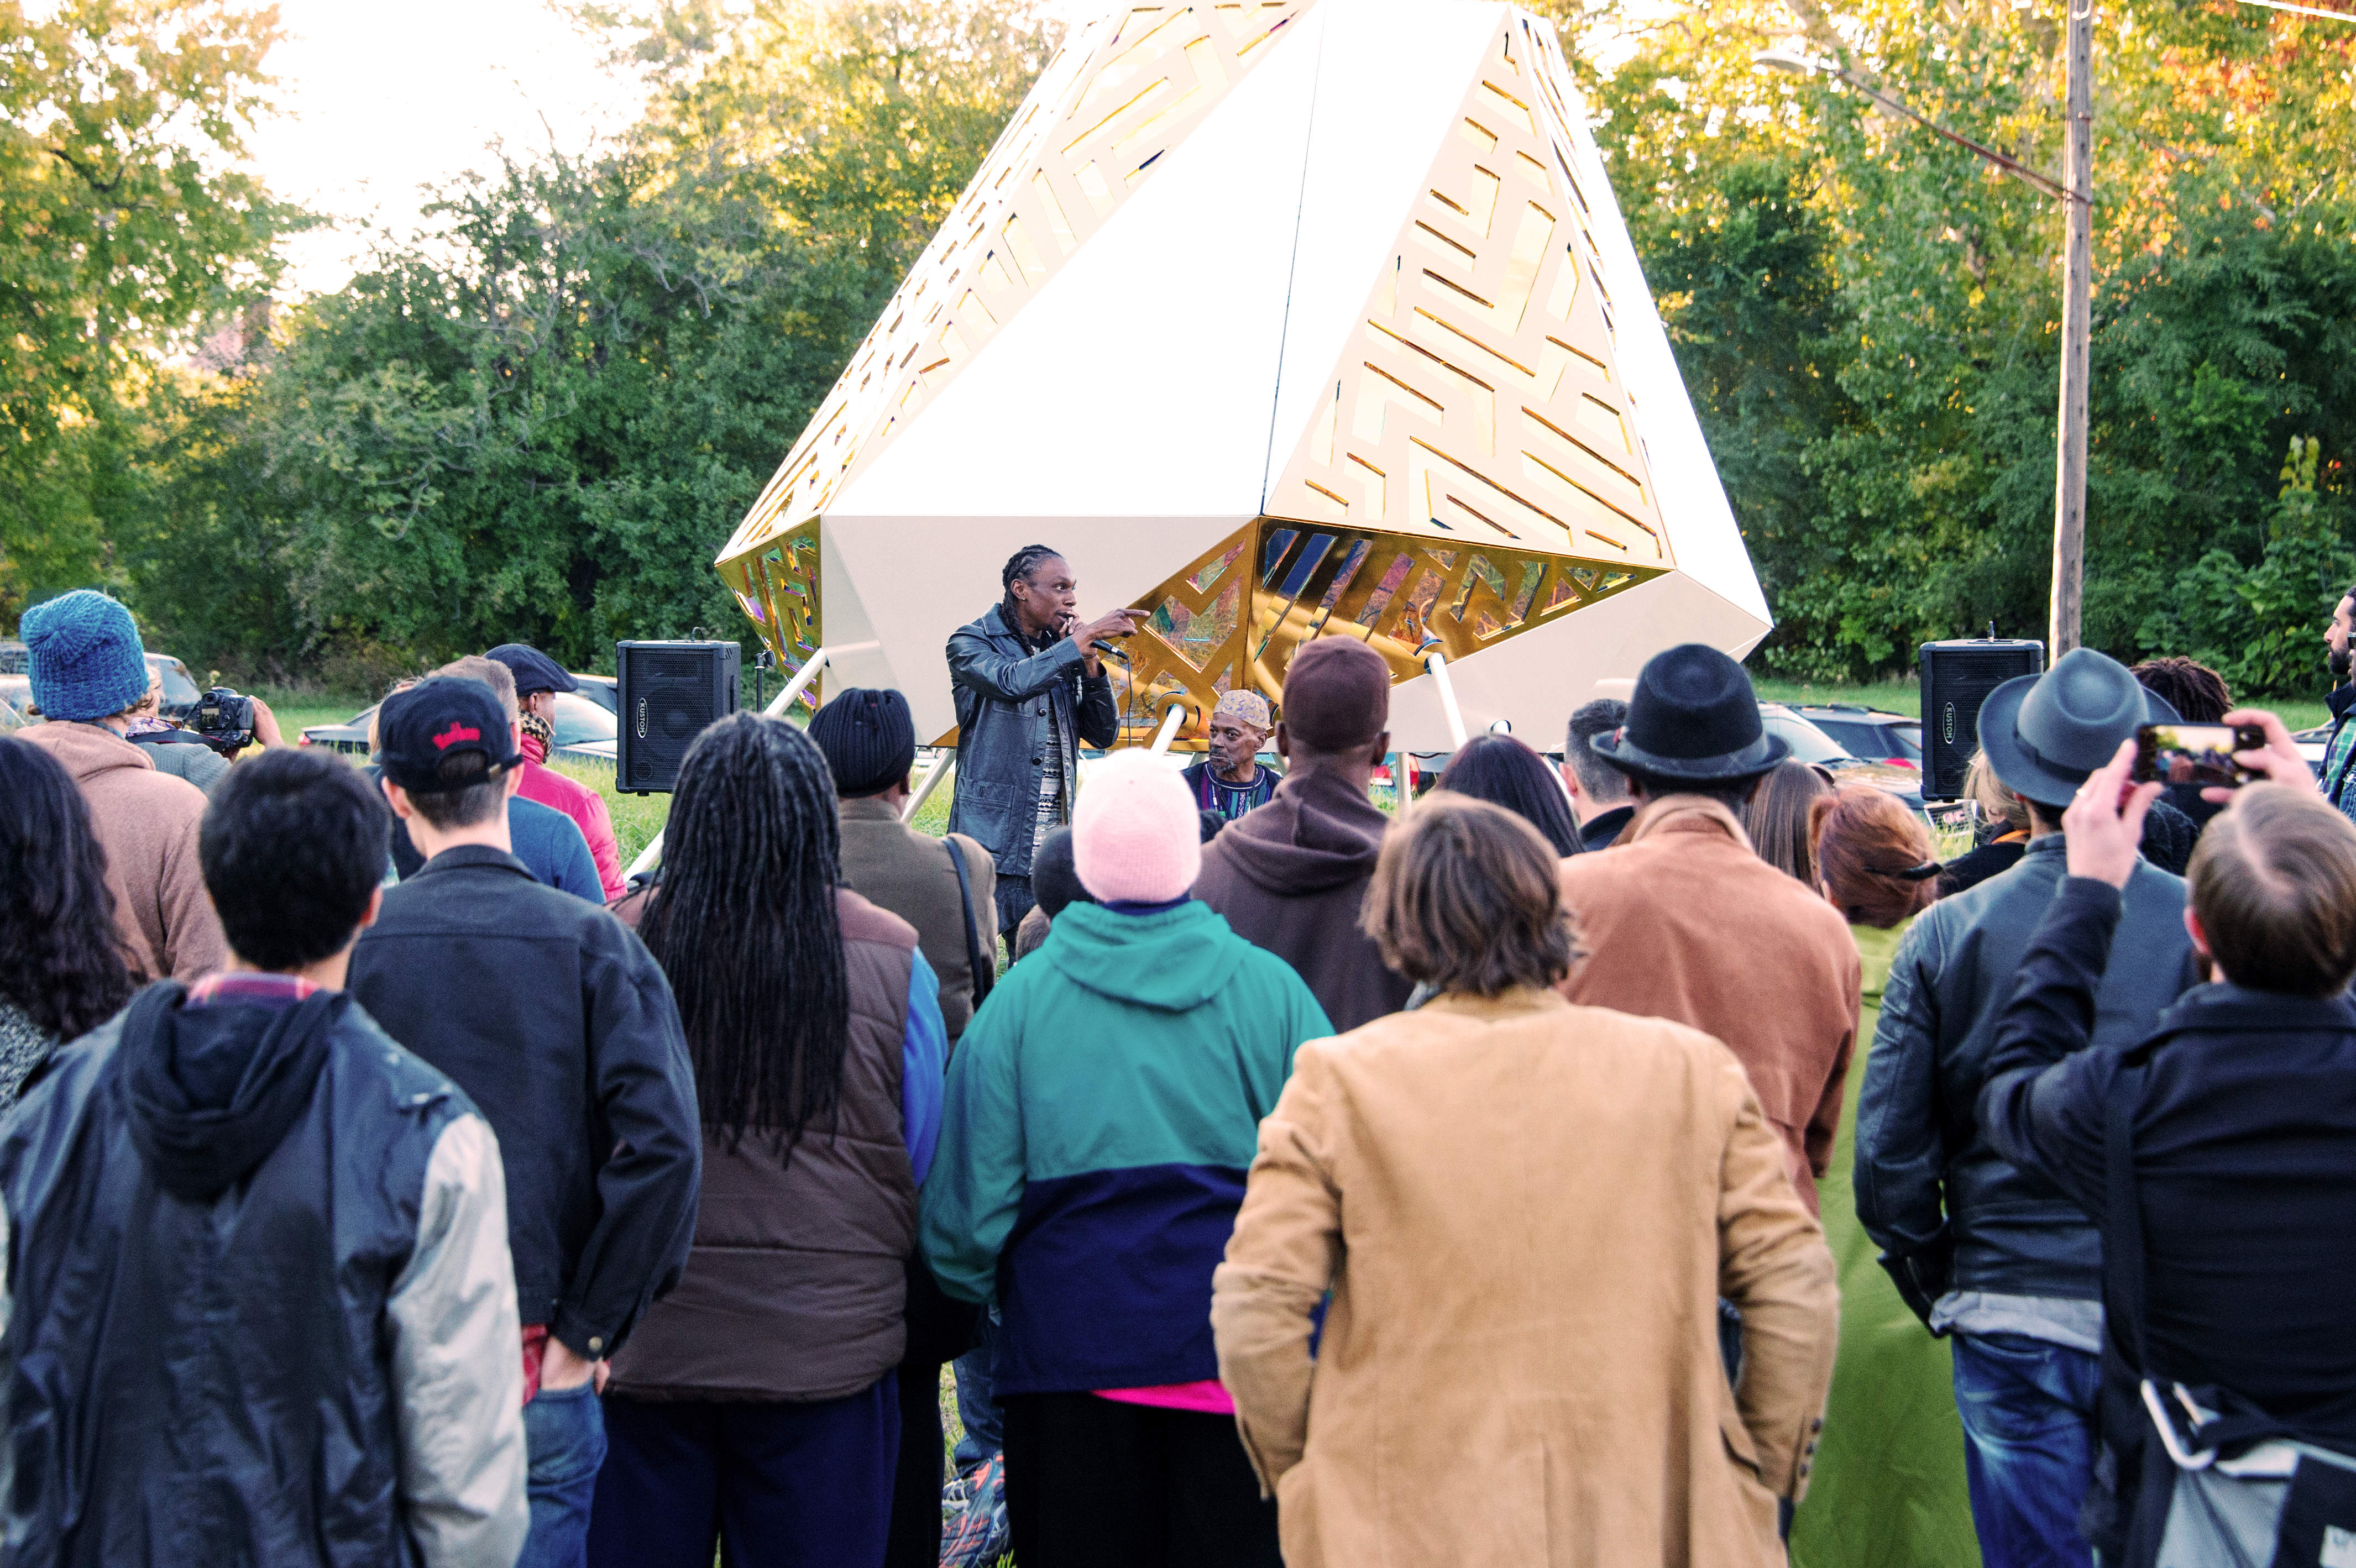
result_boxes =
[1001,544,1062,627]
[638,712,850,1156]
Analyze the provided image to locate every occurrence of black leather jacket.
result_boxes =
[1854,835,2197,1319]
[945,604,1118,879]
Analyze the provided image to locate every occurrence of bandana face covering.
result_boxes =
[520,710,554,763]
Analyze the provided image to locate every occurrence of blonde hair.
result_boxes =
[1967,749,2030,835]
[433,655,518,723]
[2188,785,2356,997]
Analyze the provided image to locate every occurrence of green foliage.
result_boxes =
[0,0,298,623]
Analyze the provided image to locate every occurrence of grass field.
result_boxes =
[1752,677,2329,732]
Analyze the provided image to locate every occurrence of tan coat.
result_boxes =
[1556,796,1861,1213]
[18,721,226,981]
[1212,988,1839,1567]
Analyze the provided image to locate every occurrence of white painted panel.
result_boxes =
[1258,0,1507,505]
[825,512,1254,741]
[1378,569,1771,749]
[1535,21,1769,624]
[832,7,1332,522]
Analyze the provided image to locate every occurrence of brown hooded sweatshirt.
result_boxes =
[18,721,227,982]
[1191,768,1410,1032]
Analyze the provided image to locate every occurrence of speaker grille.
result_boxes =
[1919,640,2044,801]
[617,641,740,792]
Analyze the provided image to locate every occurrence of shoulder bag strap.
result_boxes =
[943,835,994,1009]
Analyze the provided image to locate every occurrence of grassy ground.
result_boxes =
[1754,676,2329,732]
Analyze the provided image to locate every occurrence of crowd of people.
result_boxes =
[2,555,2355,1568]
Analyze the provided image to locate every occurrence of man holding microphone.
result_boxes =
[946,546,1144,941]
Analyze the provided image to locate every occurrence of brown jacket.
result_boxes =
[1212,988,1839,1567]
[836,796,997,1040]
[608,888,920,1401]
[1191,767,1411,1032]
[1556,796,1860,1213]
[19,721,226,981]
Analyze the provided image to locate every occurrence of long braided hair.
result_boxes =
[638,713,849,1155]
[1001,544,1063,642]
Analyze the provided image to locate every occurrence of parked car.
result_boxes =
[0,674,32,730]
[2293,724,2331,779]
[572,673,617,714]
[146,653,203,717]
[1760,703,1924,811]
[301,689,618,762]
[0,638,25,675]
[1790,704,1922,770]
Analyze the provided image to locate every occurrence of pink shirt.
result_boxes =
[515,741,625,901]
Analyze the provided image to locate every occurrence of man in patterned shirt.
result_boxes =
[1182,690,1281,828]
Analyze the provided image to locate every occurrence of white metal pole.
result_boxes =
[900,751,957,824]
[1424,647,1469,749]
[1146,701,1189,757]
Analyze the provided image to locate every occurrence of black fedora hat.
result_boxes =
[1978,647,2181,809]
[1588,643,1788,783]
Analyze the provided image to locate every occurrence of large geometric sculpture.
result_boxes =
[715,0,1771,752]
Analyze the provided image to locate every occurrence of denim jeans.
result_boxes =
[1950,1331,2103,1568]
[952,1305,1004,1470]
[519,1380,609,1568]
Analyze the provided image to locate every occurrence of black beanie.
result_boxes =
[808,687,918,798]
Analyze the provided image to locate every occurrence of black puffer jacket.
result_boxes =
[1854,835,2198,1318]
[945,605,1118,880]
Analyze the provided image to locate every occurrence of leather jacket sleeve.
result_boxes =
[1076,667,1118,749]
[1852,913,1954,1323]
[947,619,1087,704]
[1977,876,2122,1216]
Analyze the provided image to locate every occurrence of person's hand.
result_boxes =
[1066,607,1149,650]
[248,695,286,751]
[2210,707,2310,799]
[540,1336,604,1393]
[2062,739,2161,889]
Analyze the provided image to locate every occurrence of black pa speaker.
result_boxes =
[1919,638,2045,801]
[616,639,740,794]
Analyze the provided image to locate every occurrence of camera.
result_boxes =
[190,687,255,754]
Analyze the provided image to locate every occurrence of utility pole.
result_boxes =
[2049,0,2094,656]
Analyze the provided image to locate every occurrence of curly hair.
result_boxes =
[2130,657,2232,725]
[636,713,850,1154]
[0,737,136,1038]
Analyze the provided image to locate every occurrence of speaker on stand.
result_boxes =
[617,639,741,794]
[1919,636,2045,801]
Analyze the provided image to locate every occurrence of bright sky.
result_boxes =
[249,0,648,297]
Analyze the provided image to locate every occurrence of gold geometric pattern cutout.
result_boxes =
[1265,15,1675,569]
[715,0,1320,673]
[1109,516,1663,747]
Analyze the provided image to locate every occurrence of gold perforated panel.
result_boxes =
[716,0,1317,638]
[1109,516,1662,747]
[1265,15,1674,569]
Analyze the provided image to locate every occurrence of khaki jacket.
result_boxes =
[1212,989,1838,1568]
[19,721,226,980]
[836,796,996,1040]
[1556,796,1861,1212]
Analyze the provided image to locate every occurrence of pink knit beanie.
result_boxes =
[1072,750,1202,904]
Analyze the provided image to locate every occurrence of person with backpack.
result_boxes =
[1977,718,2356,1566]
[807,686,997,1568]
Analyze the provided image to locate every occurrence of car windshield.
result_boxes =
[1761,712,1855,765]
[553,692,616,746]
[0,642,26,675]
[148,657,201,706]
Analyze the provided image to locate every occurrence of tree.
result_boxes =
[0,0,297,626]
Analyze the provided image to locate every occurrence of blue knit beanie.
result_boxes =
[22,591,148,722]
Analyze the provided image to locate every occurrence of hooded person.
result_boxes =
[920,749,1332,1568]
[0,748,527,1567]
[1191,638,1412,1032]
[1854,647,2198,1568]
[13,590,228,980]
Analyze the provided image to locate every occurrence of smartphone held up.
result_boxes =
[2133,723,2269,790]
